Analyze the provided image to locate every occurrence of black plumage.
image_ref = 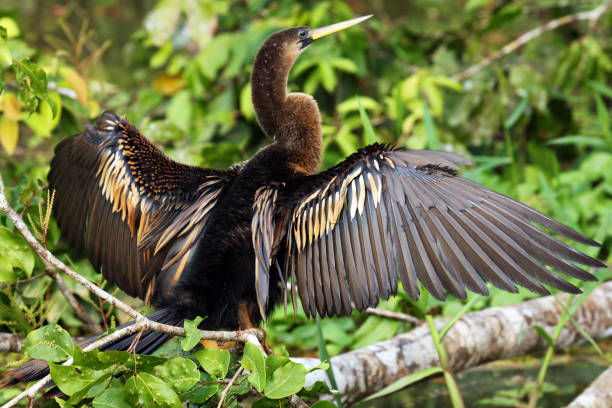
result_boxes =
[3,15,605,386]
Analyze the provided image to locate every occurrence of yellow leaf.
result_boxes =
[152,73,186,96]
[87,100,100,118]
[2,93,21,121]
[59,67,88,105]
[0,115,18,155]
[0,17,20,38]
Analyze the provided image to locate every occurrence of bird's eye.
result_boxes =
[298,29,308,39]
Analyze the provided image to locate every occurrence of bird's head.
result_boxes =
[262,15,373,68]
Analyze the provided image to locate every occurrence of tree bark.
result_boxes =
[566,365,612,408]
[297,281,612,405]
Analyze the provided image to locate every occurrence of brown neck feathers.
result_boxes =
[251,31,322,175]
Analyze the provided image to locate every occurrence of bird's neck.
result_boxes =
[251,46,322,176]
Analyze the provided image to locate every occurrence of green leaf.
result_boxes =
[587,80,612,99]
[422,101,439,150]
[23,323,74,362]
[49,363,108,398]
[504,93,529,129]
[0,36,11,65]
[263,360,306,399]
[73,347,166,370]
[361,367,444,402]
[465,0,493,11]
[594,92,612,143]
[93,388,132,408]
[125,372,182,408]
[517,325,553,347]
[192,348,230,378]
[0,226,35,277]
[181,316,203,351]
[547,135,608,148]
[167,90,192,132]
[189,371,218,404]
[311,401,338,408]
[241,342,266,392]
[154,358,199,400]
[330,57,358,73]
[356,95,376,145]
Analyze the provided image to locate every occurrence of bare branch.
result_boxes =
[567,365,612,408]
[453,0,612,82]
[0,333,24,353]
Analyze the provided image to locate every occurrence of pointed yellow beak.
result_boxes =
[310,15,372,40]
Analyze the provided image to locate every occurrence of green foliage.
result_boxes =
[1,0,611,406]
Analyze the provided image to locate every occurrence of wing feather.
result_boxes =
[48,112,233,301]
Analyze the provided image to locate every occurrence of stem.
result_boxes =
[426,315,465,408]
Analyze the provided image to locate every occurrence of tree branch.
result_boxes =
[567,365,612,408]
[453,0,612,82]
[296,281,612,405]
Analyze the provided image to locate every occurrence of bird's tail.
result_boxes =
[1,307,182,387]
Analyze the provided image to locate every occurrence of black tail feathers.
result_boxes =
[1,307,182,387]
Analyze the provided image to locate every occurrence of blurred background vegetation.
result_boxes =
[0,0,611,406]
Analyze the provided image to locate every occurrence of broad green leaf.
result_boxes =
[73,347,166,370]
[154,358,199,399]
[167,90,192,132]
[0,115,18,155]
[263,360,306,399]
[330,57,358,73]
[49,363,108,397]
[319,62,337,93]
[23,323,74,362]
[93,388,132,408]
[181,316,203,351]
[241,342,266,392]
[240,83,255,120]
[265,355,290,382]
[192,348,230,378]
[0,226,34,277]
[125,372,182,408]
[189,371,218,404]
[361,367,443,402]
[22,92,61,136]
[153,337,183,358]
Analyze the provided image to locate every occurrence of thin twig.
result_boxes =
[453,0,612,82]
[217,367,244,408]
[0,272,49,289]
[49,270,102,333]
[364,307,422,326]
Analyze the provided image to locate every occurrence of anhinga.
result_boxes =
[4,15,605,385]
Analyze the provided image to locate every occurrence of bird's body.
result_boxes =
[3,15,606,386]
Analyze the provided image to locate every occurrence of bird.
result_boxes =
[3,15,605,386]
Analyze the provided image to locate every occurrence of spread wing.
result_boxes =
[252,144,604,318]
[48,112,236,302]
